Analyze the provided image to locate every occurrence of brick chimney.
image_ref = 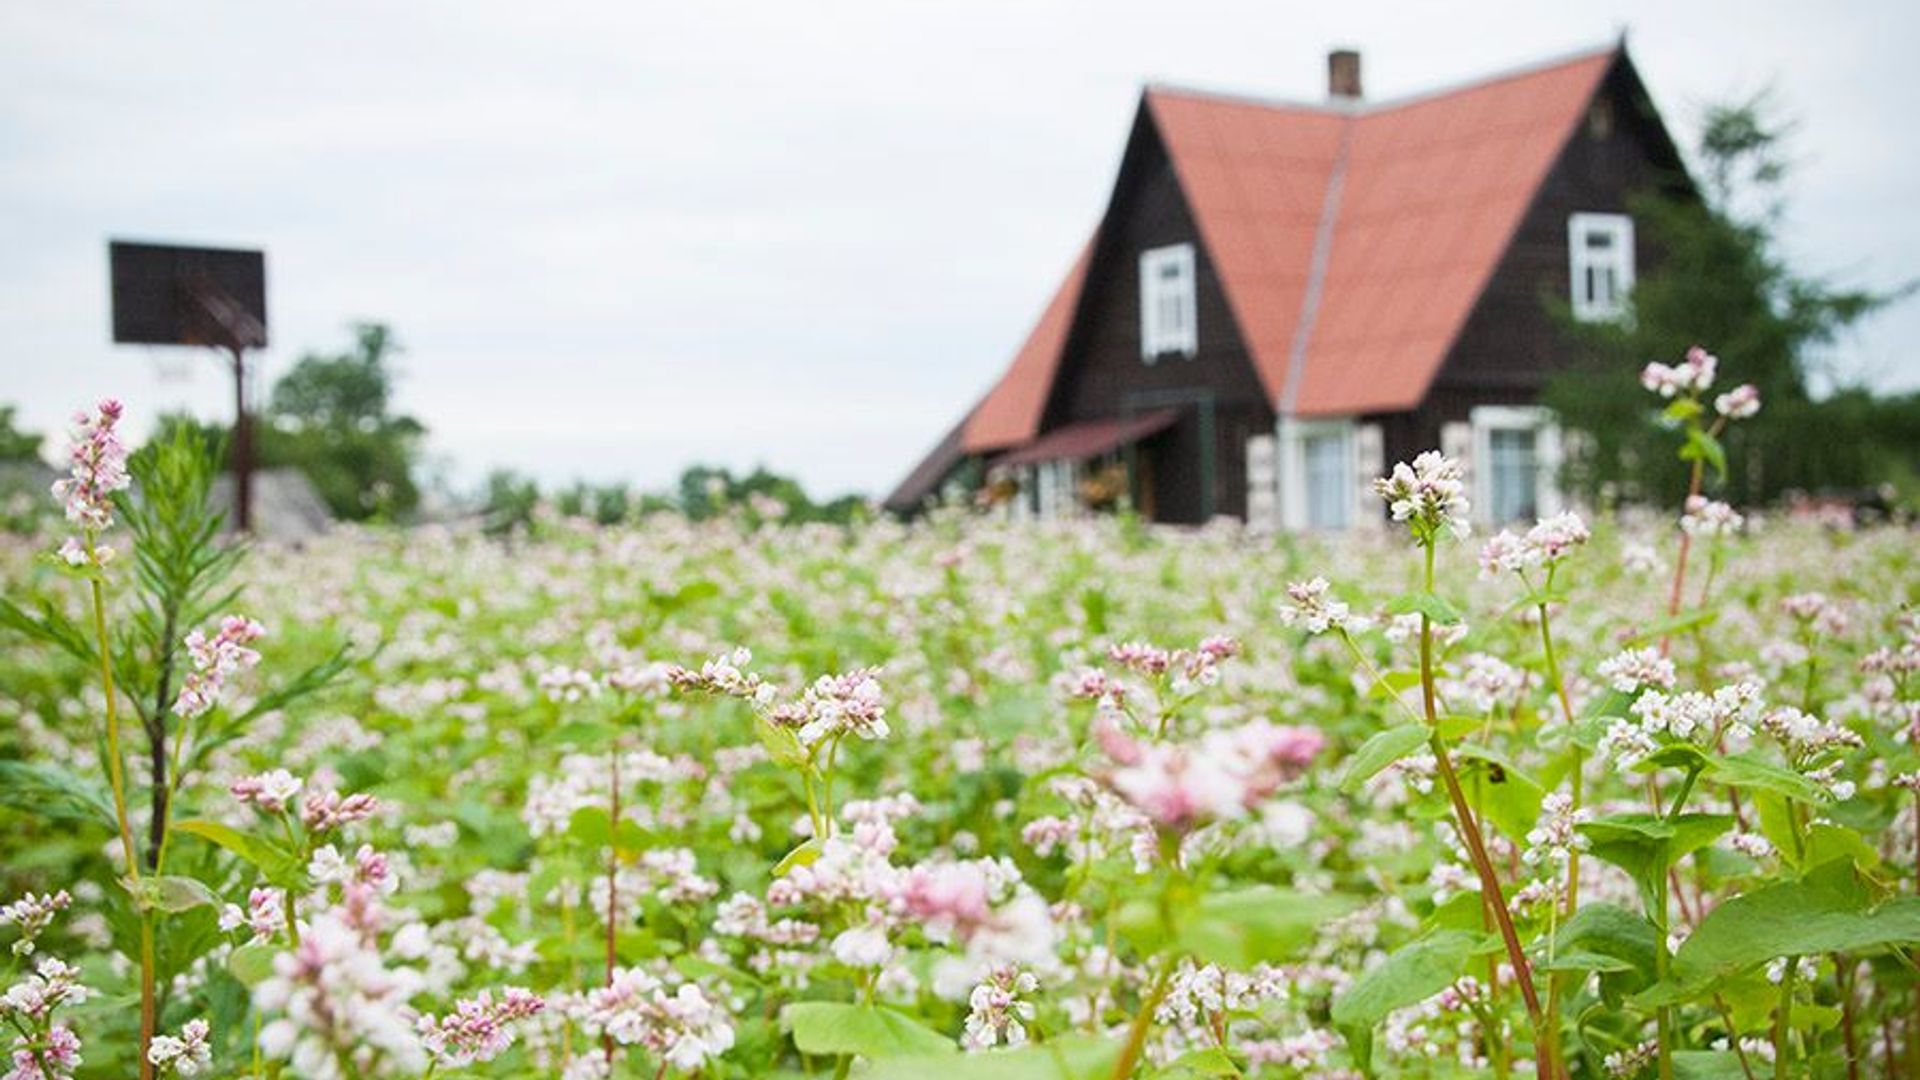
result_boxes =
[1328,48,1363,101]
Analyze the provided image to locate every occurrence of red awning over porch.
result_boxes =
[992,409,1182,469]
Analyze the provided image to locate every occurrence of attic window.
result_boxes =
[1139,243,1197,361]
[1587,97,1614,139]
[1568,212,1635,322]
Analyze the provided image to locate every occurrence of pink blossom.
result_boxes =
[302,790,380,833]
[50,399,129,533]
[415,987,546,1068]
[229,769,303,813]
[173,616,266,719]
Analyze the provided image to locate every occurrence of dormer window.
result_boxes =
[1568,212,1635,322]
[1139,243,1197,361]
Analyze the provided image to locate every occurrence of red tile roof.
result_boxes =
[993,409,1182,468]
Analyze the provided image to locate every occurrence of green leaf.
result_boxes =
[774,838,823,877]
[172,819,302,883]
[0,760,117,830]
[1158,1046,1241,1077]
[865,1036,1122,1080]
[1175,889,1358,970]
[1548,901,1659,1004]
[1673,1051,1750,1080]
[1662,398,1705,424]
[1706,753,1829,805]
[228,942,280,986]
[1340,725,1430,793]
[1454,746,1544,843]
[139,875,221,913]
[1680,427,1728,479]
[1672,862,1920,987]
[1332,930,1489,1032]
[1580,812,1733,916]
[566,806,651,853]
[781,1002,954,1058]
[1386,591,1464,625]
[757,717,808,769]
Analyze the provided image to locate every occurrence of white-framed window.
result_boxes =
[1468,406,1564,525]
[1568,212,1634,322]
[1139,243,1197,360]
[1278,418,1357,531]
[1303,429,1350,529]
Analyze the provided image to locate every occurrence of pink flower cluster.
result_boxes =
[1096,716,1325,833]
[1640,345,1719,398]
[769,668,889,747]
[229,769,304,813]
[414,987,546,1068]
[50,399,130,568]
[0,892,70,958]
[1477,511,1591,578]
[565,970,735,1072]
[173,616,266,719]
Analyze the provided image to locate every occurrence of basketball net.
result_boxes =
[150,347,195,384]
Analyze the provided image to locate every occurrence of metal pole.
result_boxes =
[230,344,253,532]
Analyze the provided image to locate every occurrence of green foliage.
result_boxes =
[264,322,426,521]
[780,1001,955,1058]
[0,404,43,462]
[1546,94,1915,507]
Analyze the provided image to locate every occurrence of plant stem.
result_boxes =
[1417,543,1550,1079]
[1836,953,1860,1080]
[1536,577,1577,1080]
[85,545,155,1080]
[1660,458,1706,659]
[1110,956,1176,1080]
[87,573,140,878]
[605,738,621,1071]
[1773,957,1794,1080]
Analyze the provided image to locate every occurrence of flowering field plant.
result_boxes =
[2,351,1918,1079]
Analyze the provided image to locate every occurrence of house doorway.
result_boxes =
[1123,390,1215,525]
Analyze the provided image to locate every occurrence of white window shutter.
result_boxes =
[1536,421,1565,516]
[1441,421,1474,521]
[1245,434,1278,533]
[1353,423,1384,529]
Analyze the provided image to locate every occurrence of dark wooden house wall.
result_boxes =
[1381,56,1692,466]
[1043,109,1276,523]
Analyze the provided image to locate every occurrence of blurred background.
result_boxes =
[3,1,1915,523]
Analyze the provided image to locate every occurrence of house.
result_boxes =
[884,42,1689,528]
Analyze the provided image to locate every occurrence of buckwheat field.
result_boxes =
[4,360,1918,1080]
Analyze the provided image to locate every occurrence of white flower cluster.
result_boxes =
[1599,682,1765,769]
[1373,452,1471,541]
[1278,577,1363,635]
[1596,648,1677,693]
[1640,346,1718,398]
[771,669,889,747]
[1681,496,1744,538]
[146,1018,212,1077]
[1477,511,1590,577]
[1760,707,1863,800]
[562,970,734,1072]
[0,891,70,957]
[1522,792,1592,872]
[962,966,1038,1051]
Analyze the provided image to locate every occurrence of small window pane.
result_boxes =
[1487,428,1538,523]
[1304,432,1349,529]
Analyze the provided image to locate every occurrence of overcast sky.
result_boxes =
[4,1,1915,499]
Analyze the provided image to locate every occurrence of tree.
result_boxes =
[0,405,43,463]
[264,322,427,521]
[1546,94,1913,507]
